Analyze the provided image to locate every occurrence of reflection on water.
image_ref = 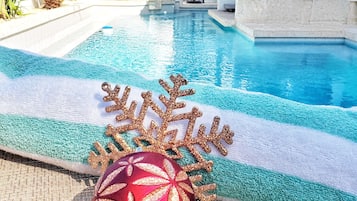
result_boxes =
[65,11,357,108]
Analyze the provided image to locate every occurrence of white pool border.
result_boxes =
[0,0,148,57]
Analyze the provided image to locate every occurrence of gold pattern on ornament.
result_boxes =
[88,74,234,200]
[132,158,192,200]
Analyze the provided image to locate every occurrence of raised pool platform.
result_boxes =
[208,9,357,42]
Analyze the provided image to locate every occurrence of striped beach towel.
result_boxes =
[0,46,356,200]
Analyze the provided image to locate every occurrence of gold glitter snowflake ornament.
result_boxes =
[88,74,234,201]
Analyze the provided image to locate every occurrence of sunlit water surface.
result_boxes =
[65,11,357,108]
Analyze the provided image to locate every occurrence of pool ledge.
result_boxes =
[208,10,357,43]
[0,1,92,40]
[0,0,148,57]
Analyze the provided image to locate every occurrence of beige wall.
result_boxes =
[234,0,352,25]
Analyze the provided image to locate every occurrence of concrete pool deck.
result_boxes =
[0,0,151,57]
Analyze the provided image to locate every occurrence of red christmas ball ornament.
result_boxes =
[92,152,195,201]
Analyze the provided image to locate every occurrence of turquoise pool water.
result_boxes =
[65,11,357,108]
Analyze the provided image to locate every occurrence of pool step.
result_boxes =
[0,3,93,55]
[37,6,147,57]
[0,4,127,57]
[38,15,105,57]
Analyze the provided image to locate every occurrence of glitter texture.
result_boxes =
[88,74,234,200]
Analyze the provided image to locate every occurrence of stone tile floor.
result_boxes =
[0,150,97,201]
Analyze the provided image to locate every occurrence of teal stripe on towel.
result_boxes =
[206,155,357,201]
[0,114,104,163]
[187,86,357,143]
[1,46,357,143]
[1,114,355,201]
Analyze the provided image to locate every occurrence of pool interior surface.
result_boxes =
[65,10,357,108]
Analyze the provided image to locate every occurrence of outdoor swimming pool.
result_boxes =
[65,10,357,108]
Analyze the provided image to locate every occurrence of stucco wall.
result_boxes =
[234,0,351,24]
[217,0,235,10]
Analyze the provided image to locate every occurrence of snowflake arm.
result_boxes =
[88,124,135,172]
[88,74,235,200]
